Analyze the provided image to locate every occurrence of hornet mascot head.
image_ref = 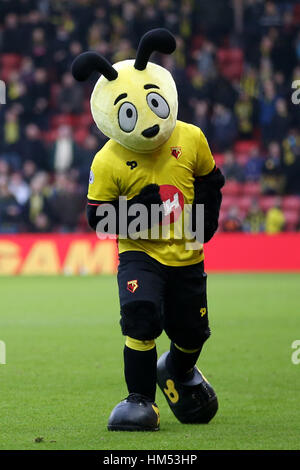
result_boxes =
[71,29,177,153]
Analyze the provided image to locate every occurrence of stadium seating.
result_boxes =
[234,140,259,155]
[221,195,237,212]
[241,182,261,197]
[0,1,298,236]
[48,112,93,144]
[222,181,243,197]
[217,48,244,81]
[220,190,300,232]
[214,153,225,168]
[0,53,22,81]
[237,195,253,213]
[282,196,300,212]
[293,4,300,24]
[284,210,300,231]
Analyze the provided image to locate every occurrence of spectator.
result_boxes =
[8,172,30,206]
[0,177,22,233]
[25,68,50,128]
[222,150,245,182]
[244,147,264,182]
[240,66,259,99]
[49,174,85,232]
[19,56,35,88]
[1,13,22,53]
[1,108,21,151]
[211,75,238,110]
[192,100,211,141]
[49,125,81,173]
[57,72,84,114]
[273,71,288,98]
[282,129,300,195]
[23,172,52,232]
[234,91,255,139]
[30,27,48,67]
[270,98,291,144]
[265,198,285,234]
[260,1,281,29]
[20,123,48,170]
[243,199,265,233]
[29,68,50,105]
[78,134,102,185]
[22,160,37,185]
[211,104,237,152]
[194,40,216,80]
[222,206,243,232]
[65,41,84,72]
[0,160,10,178]
[259,80,277,145]
[261,141,284,195]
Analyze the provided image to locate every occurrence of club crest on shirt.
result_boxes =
[170,146,182,159]
[127,279,139,293]
[89,169,95,184]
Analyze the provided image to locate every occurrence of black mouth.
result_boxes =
[142,124,160,138]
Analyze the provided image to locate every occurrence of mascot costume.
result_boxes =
[72,29,224,431]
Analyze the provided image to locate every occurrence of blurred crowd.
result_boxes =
[0,0,300,234]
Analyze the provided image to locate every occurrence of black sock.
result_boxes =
[123,345,157,402]
[167,342,202,379]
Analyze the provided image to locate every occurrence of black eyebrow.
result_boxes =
[144,84,160,90]
[114,93,127,105]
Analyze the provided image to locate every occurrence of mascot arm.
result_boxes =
[193,166,225,243]
[87,184,163,235]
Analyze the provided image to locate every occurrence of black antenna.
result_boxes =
[134,28,176,71]
[71,52,118,82]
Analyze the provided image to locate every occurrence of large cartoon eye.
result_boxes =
[146,92,170,119]
[118,102,138,132]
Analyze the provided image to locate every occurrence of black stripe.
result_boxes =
[144,83,160,90]
[114,93,127,105]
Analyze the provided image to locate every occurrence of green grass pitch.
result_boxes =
[0,273,299,450]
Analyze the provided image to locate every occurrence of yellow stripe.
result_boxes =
[125,336,155,351]
[152,404,160,425]
[174,343,201,354]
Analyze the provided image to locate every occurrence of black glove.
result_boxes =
[129,184,163,229]
[192,167,225,243]
[130,184,163,209]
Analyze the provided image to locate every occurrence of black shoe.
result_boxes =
[107,393,160,431]
[157,352,218,424]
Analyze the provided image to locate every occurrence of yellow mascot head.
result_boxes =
[72,29,178,153]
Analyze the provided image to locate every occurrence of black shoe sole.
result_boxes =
[107,424,160,432]
[176,396,218,424]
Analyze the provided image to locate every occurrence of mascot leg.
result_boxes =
[157,344,218,424]
[108,336,160,432]
[108,253,165,431]
[157,263,218,424]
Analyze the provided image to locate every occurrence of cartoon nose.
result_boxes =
[142,124,160,138]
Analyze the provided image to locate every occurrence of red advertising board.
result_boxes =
[204,233,300,272]
[0,233,299,275]
[0,234,118,275]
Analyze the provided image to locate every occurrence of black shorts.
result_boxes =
[117,251,210,349]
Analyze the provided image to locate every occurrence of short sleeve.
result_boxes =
[87,151,120,202]
[194,129,215,177]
